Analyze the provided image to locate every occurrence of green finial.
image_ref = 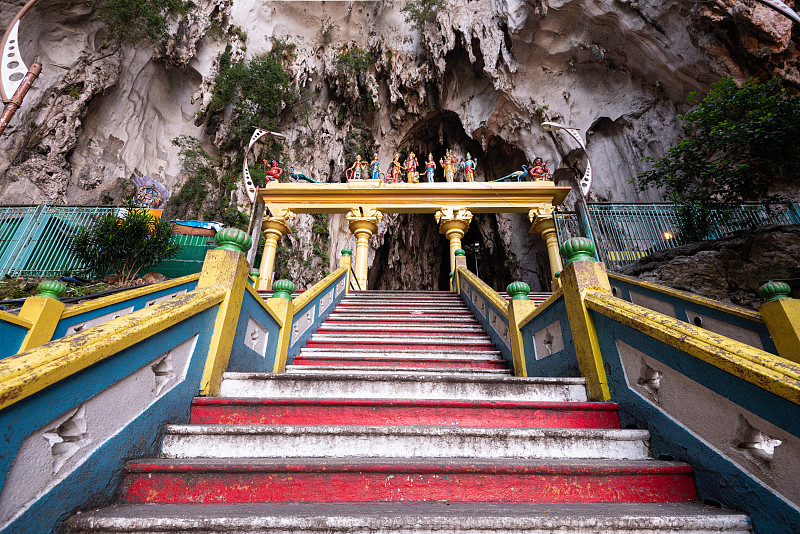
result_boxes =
[560,237,596,265]
[214,228,252,253]
[341,248,352,257]
[249,270,260,278]
[37,280,67,299]
[454,248,466,257]
[449,271,454,279]
[507,281,531,300]
[555,271,561,279]
[272,280,295,299]
[758,281,791,302]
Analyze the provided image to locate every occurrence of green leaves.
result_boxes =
[636,77,800,208]
[71,201,181,285]
[400,0,445,25]
[98,0,192,43]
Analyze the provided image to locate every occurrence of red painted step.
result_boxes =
[292,356,508,369]
[190,398,622,428]
[121,459,698,505]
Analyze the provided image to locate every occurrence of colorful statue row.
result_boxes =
[348,150,478,183]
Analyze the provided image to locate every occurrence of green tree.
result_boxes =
[98,0,192,43]
[400,0,445,25]
[208,45,294,145]
[72,202,181,285]
[636,77,800,208]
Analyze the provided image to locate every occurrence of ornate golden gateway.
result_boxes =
[252,181,571,291]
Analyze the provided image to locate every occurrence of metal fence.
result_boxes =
[554,202,800,271]
[0,205,121,278]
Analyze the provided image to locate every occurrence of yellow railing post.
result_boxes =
[453,248,467,292]
[197,228,253,396]
[340,249,353,293]
[559,237,612,401]
[17,280,67,352]
[506,282,535,377]
[758,281,800,364]
[267,280,295,373]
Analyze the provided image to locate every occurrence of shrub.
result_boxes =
[333,46,376,76]
[400,0,445,25]
[98,0,192,43]
[72,201,181,285]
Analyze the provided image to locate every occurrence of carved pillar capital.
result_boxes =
[346,207,383,235]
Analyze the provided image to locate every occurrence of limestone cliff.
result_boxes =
[1,0,798,290]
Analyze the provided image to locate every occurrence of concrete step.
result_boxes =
[285,365,513,376]
[298,348,504,360]
[218,372,588,402]
[331,306,473,313]
[324,315,480,324]
[160,425,650,460]
[189,398,622,428]
[317,324,487,334]
[306,336,496,351]
[66,502,753,533]
[118,458,699,504]
[292,355,509,369]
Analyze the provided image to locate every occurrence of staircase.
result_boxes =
[68,291,751,533]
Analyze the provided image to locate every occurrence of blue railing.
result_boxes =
[555,202,800,271]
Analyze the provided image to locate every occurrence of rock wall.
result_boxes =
[1,0,798,290]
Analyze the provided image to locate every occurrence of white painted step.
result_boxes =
[298,348,504,360]
[285,365,512,376]
[309,335,493,344]
[161,425,651,460]
[66,502,753,533]
[219,372,588,402]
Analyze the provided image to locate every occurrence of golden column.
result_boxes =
[257,208,295,291]
[346,207,383,290]
[529,203,563,283]
[435,207,473,275]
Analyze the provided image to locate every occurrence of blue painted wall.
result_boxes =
[608,276,776,354]
[0,321,29,360]
[592,311,800,533]
[226,290,282,373]
[519,296,579,377]
[52,279,200,340]
[458,279,513,365]
[0,306,217,534]
[286,272,347,365]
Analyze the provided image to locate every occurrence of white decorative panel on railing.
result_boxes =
[244,317,269,357]
[335,277,346,297]
[533,320,564,360]
[291,306,316,346]
[0,335,198,530]
[65,306,135,335]
[489,309,510,348]
[319,290,334,315]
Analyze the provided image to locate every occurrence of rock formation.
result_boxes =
[1,0,798,290]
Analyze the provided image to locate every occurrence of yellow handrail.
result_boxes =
[585,289,800,404]
[0,287,225,411]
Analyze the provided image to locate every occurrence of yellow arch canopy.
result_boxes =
[257,181,571,214]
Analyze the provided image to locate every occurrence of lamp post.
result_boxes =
[541,121,606,266]
[0,0,43,137]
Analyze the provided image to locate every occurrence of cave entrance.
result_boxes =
[398,112,529,182]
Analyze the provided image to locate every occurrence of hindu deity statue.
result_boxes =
[370,152,384,181]
[346,155,367,180]
[439,149,456,183]
[264,160,283,182]
[530,157,552,181]
[425,154,437,183]
[389,153,403,183]
[404,151,419,183]
[461,153,476,182]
